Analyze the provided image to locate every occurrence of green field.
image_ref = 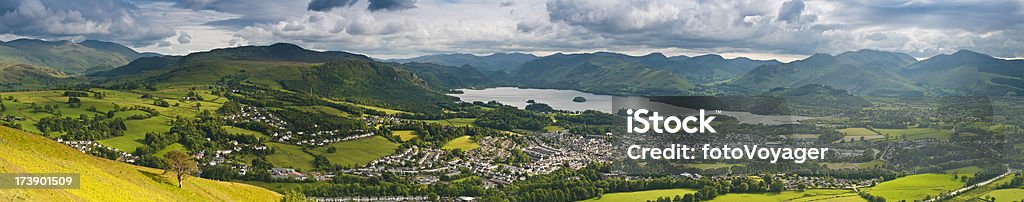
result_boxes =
[424,118,478,127]
[310,136,399,167]
[0,126,281,201]
[223,126,269,139]
[581,188,697,202]
[823,160,884,169]
[981,189,1024,202]
[442,136,480,151]
[393,130,417,141]
[265,136,399,170]
[874,128,954,140]
[264,142,316,171]
[837,128,884,142]
[863,174,965,201]
[708,189,865,202]
[154,143,187,157]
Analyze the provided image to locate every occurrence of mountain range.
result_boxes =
[3,38,1024,96]
[0,39,158,73]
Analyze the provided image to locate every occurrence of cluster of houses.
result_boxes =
[56,139,138,163]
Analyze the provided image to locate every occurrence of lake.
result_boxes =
[449,87,814,125]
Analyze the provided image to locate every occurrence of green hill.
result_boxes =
[0,39,153,73]
[511,52,694,96]
[0,126,281,201]
[732,50,925,96]
[398,62,493,89]
[901,50,1024,95]
[0,63,67,84]
[97,43,452,113]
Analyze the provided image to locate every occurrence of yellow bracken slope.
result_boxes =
[0,126,281,201]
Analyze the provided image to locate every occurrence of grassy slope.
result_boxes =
[862,173,964,201]
[0,126,280,201]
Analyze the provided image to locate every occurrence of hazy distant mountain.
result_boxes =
[386,53,538,72]
[732,50,925,96]
[663,54,781,84]
[0,39,157,73]
[510,52,694,96]
[901,50,1024,95]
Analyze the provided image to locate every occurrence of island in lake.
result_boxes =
[572,96,587,102]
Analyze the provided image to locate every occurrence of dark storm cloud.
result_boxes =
[0,0,175,46]
[308,0,359,12]
[776,0,803,23]
[368,0,416,12]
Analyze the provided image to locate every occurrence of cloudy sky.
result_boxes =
[1,0,1022,61]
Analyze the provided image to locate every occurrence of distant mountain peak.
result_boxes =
[641,52,668,59]
[950,49,992,59]
[692,54,726,60]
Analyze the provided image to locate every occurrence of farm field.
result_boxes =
[823,160,884,169]
[980,189,1024,202]
[874,128,953,140]
[707,189,865,202]
[862,174,964,201]
[443,136,480,151]
[264,142,316,171]
[393,130,417,141]
[264,136,400,170]
[424,118,478,127]
[581,188,697,202]
[309,136,399,167]
[837,128,884,142]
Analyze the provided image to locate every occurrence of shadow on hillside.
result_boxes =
[139,169,174,186]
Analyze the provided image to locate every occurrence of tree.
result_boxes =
[163,150,198,188]
[282,189,308,202]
